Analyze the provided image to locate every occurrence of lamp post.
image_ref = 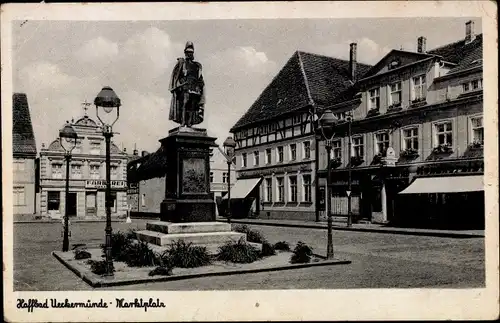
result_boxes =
[318,109,339,260]
[59,122,78,252]
[223,136,236,224]
[346,112,353,227]
[94,86,121,276]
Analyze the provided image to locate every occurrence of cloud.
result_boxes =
[19,62,74,91]
[316,37,392,65]
[209,46,277,75]
[75,37,119,62]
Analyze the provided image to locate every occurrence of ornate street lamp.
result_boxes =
[223,136,236,224]
[94,86,121,276]
[318,109,339,260]
[59,122,78,252]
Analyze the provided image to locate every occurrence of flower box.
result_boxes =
[350,156,364,166]
[366,108,380,117]
[387,103,402,112]
[400,148,419,158]
[433,144,453,154]
[330,157,342,168]
[372,153,383,164]
[469,141,484,149]
[410,98,427,108]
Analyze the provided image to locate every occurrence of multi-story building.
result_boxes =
[229,47,371,221]
[318,20,484,229]
[39,110,129,219]
[127,145,235,216]
[12,93,37,215]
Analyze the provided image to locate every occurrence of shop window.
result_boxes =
[434,121,453,147]
[276,177,284,202]
[402,127,419,150]
[277,146,284,163]
[13,186,25,206]
[289,175,297,202]
[352,136,364,158]
[302,175,312,203]
[389,82,402,106]
[48,191,60,211]
[470,116,484,146]
[51,163,63,179]
[374,132,390,155]
[412,75,426,101]
[265,178,272,202]
[368,88,380,110]
[253,151,259,166]
[265,148,272,164]
[289,144,297,161]
[303,141,311,159]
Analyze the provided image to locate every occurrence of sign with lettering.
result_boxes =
[85,180,126,189]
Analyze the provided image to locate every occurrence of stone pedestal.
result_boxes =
[159,126,217,223]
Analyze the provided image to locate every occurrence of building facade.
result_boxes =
[230,48,371,221]
[12,93,37,215]
[318,21,484,229]
[127,145,235,216]
[39,113,129,219]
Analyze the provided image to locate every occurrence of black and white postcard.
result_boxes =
[2,1,498,321]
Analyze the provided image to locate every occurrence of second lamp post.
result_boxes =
[318,109,339,260]
[223,136,236,224]
[94,86,121,277]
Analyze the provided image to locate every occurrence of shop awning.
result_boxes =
[399,175,483,194]
[222,178,262,200]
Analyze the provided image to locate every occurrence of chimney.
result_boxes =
[133,143,139,156]
[349,43,357,81]
[465,20,475,44]
[417,36,427,53]
[123,147,127,153]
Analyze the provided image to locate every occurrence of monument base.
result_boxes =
[160,199,215,222]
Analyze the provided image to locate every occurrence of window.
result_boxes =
[253,151,259,166]
[435,121,453,146]
[303,141,311,159]
[289,176,297,202]
[90,165,100,179]
[412,75,426,101]
[289,144,297,161]
[352,136,364,158]
[48,191,60,211]
[375,132,390,155]
[277,146,284,163]
[141,194,146,207]
[389,82,402,106]
[110,165,118,180]
[71,164,82,179]
[51,163,63,179]
[402,127,419,150]
[462,82,470,92]
[276,177,284,202]
[14,160,25,172]
[302,175,312,203]
[331,140,342,159]
[369,88,380,110]
[90,142,101,155]
[293,115,302,124]
[265,178,272,202]
[471,116,484,145]
[334,112,347,121]
[13,186,25,206]
[242,153,247,168]
[222,172,228,183]
[265,148,272,164]
[463,79,483,92]
[73,142,82,154]
[210,172,214,183]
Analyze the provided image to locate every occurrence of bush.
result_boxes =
[148,266,173,277]
[260,241,276,257]
[122,240,159,267]
[162,241,211,268]
[217,238,262,263]
[125,229,137,240]
[74,249,91,260]
[88,260,114,275]
[273,241,291,251]
[100,231,133,261]
[233,225,265,243]
[290,241,313,264]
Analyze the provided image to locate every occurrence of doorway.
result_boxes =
[68,192,77,217]
[86,192,97,217]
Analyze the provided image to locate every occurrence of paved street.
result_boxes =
[12,220,484,291]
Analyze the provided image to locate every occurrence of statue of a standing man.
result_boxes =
[169,41,205,128]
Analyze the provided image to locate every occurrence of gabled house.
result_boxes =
[13,93,37,215]
[229,45,371,221]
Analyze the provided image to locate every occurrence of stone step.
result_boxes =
[147,242,263,256]
[146,221,232,234]
[136,230,246,246]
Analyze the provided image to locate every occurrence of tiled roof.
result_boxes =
[128,146,167,182]
[13,93,37,156]
[428,34,483,64]
[230,51,371,131]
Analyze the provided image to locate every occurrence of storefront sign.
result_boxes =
[85,180,126,189]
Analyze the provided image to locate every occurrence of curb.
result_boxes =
[52,251,351,288]
[15,220,130,224]
[221,219,484,239]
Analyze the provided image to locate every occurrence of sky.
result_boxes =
[12,17,482,154]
